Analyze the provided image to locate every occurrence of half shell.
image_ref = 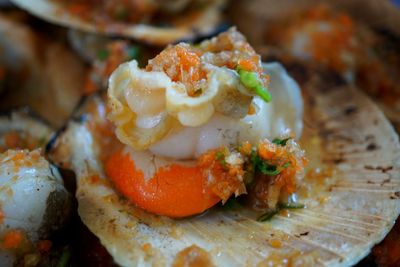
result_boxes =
[49,64,400,266]
[10,0,227,46]
[0,109,53,152]
[0,14,85,127]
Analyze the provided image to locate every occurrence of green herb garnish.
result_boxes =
[257,162,281,176]
[215,151,228,170]
[257,209,280,222]
[257,202,305,222]
[97,49,110,61]
[278,202,305,209]
[250,151,289,176]
[237,68,272,103]
[272,137,291,146]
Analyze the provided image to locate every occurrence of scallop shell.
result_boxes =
[229,0,400,136]
[10,0,227,46]
[49,64,400,266]
[0,14,85,127]
[0,109,53,151]
[228,0,400,46]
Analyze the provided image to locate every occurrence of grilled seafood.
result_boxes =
[0,109,52,153]
[48,61,400,267]
[0,110,72,266]
[11,0,227,45]
[105,28,305,217]
[0,149,71,267]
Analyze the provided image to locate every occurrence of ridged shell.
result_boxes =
[10,0,227,46]
[50,65,400,266]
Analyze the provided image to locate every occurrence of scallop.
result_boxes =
[0,109,53,152]
[109,60,302,159]
[10,0,227,46]
[149,63,303,160]
[0,110,71,266]
[48,61,400,266]
[0,150,71,267]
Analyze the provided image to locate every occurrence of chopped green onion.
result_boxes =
[258,162,280,176]
[258,202,305,222]
[237,68,272,103]
[252,153,289,176]
[215,151,228,170]
[257,209,279,222]
[278,202,305,209]
[272,137,291,146]
[97,49,110,61]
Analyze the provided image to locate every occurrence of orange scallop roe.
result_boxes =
[105,151,221,218]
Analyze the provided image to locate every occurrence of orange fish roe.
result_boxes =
[147,44,206,96]
[2,229,24,249]
[239,141,253,155]
[200,28,265,77]
[146,28,269,97]
[238,56,259,72]
[198,149,245,202]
